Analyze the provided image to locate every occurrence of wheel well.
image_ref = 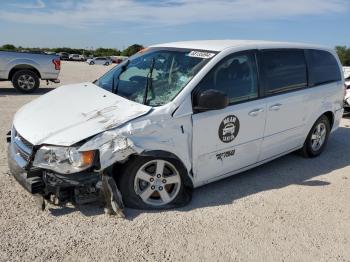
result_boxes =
[9,65,41,80]
[323,111,334,129]
[111,151,194,188]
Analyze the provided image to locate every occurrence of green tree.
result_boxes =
[335,46,350,66]
[121,44,144,57]
[94,48,120,57]
[1,44,16,50]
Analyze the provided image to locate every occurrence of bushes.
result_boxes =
[0,44,143,57]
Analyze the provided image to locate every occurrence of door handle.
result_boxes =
[269,103,282,111]
[248,108,264,117]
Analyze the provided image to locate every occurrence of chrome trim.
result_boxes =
[9,127,34,169]
[9,141,28,169]
[14,135,32,155]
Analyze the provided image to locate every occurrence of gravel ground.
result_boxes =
[0,61,350,261]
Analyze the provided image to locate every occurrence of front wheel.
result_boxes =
[104,62,110,66]
[89,61,95,65]
[301,115,330,158]
[117,156,192,209]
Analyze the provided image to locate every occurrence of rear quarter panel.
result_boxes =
[301,50,344,140]
[301,81,344,141]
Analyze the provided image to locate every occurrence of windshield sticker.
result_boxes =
[187,51,215,59]
[218,115,240,143]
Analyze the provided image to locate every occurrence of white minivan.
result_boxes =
[7,40,344,213]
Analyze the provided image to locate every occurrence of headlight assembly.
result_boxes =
[33,146,95,174]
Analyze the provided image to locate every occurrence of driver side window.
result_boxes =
[195,51,258,104]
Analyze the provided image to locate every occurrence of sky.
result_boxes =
[0,0,349,50]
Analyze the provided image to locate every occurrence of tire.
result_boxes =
[89,61,95,65]
[12,70,40,93]
[343,106,350,117]
[105,62,110,66]
[116,156,192,209]
[301,115,330,158]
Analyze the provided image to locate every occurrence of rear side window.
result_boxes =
[305,49,341,86]
[261,49,307,95]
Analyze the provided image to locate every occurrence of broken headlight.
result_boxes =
[33,146,95,174]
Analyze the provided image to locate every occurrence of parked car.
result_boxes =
[87,57,112,66]
[69,54,85,61]
[0,50,60,93]
[7,40,344,215]
[20,50,45,54]
[111,56,128,64]
[58,52,69,61]
[343,68,350,116]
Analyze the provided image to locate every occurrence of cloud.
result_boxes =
[10,0,45,9]
[0,0,349,28]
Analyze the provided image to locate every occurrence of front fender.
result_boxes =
[78,117,193,179]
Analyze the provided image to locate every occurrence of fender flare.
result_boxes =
[6,59,42,79]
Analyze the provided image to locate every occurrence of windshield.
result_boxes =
[95,48,216,106]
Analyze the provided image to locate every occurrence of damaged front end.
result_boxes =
[7,128,126,216]
[7,103,193,216]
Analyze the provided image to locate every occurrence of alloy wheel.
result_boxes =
[134,159,181,206]
[311,122,327,151]
[17,75,35,90]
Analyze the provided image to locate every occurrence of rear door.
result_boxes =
[192,50,267,182]
[258,49,309,160]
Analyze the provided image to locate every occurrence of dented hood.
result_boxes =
[13,83,151,146]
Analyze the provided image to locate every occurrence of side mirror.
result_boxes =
[194,89,229,112]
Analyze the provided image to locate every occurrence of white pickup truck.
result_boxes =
[0,51,61,93]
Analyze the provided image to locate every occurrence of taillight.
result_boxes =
[52,59,61,70]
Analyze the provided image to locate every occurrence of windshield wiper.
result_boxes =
[143,58,155,105]
[112,59,130,94]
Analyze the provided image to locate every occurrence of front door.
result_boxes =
[191,51,266,183]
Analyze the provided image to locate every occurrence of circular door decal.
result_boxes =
[218,115,240,143]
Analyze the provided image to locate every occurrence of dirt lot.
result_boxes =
[0,61,349,261]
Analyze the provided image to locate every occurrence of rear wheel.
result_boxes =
[117,156,192,209]
[12,70,40,93]
[89,61,95,65]
[301,115,330,158]
[105,62,110,66]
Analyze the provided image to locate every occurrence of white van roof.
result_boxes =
[151,40,331,52]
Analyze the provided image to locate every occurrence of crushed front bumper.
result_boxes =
[8,141,100,196]
[7,130,124,215]
[7,137,43,194]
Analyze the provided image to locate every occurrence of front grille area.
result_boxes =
[12,128,34,165]
[17,148,30,162]
[16,132,33,149]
